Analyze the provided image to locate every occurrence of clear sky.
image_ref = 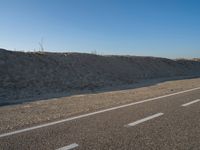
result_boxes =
[0,0,200,58]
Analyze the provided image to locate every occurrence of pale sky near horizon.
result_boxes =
[0,0,200,58]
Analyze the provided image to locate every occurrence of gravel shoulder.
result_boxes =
[0,77,200,133]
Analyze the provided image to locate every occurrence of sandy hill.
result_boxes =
[0,49,200,105]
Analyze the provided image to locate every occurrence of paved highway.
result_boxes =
[0,88,200,150]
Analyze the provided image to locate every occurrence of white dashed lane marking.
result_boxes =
[56,143,78,150]
[181,99,200,107]
[125,113,164,127]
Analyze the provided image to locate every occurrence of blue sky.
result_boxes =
[0,0,200,58]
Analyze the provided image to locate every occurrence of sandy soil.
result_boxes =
[0,77,200,133]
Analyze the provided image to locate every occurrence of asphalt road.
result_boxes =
[0,88,200,150]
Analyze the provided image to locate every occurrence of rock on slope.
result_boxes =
[0,49,200,103]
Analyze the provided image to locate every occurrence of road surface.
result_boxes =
[0,87,200,150]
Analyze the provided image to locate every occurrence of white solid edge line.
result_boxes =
[181,99,200,107]
[125,113,164,127]
[0,87,200,138]
[56,143,79,150]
